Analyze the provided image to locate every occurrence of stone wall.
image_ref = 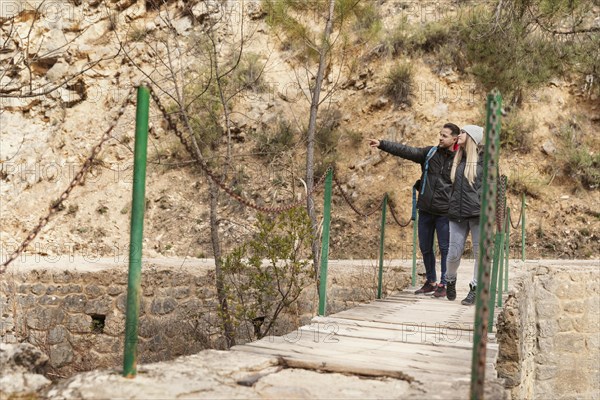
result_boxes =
[497,264,600,400]
[0,258,410,378]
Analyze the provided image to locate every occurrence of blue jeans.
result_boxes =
[418,210,449,285]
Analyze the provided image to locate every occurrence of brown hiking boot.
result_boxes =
[414,282,436,295]
[433,284,446,298]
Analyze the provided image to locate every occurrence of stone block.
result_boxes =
[165,317,198,340]
[139,333,166,353]
[28,270,52,283]
[69,333,94,351]
[536,300,561,320]
[572,316,599,334]
[151,297,177,315]
[17,284,30,294]
[16,294,36,309]
[586,333,600,351]
[107,286,123,296]
[534,353,553,366]
[47,326,69,345]
[0,315,15,335]
[142,285,155,296]
[563,300,585,314]
[533,381,553,400]
[554,367,590,397]
[585,280,600,296]
[49,342,73,368]
[94,335,121,354]
[103,313,124,336]
[52,271,75,284]
[37,295,62,306]
[63,294,87,313]
[65,314,91,333]
[557,315,573,332]
[57,284,83,295]
[139,316,161,338]
[84,295,113,315]
[27,329,47,348]
[115,293,127,312]
[46,285,59,295]
[554,281,582,300]
[115,294,147,315]
[584,297,600,314]
[195,286,216,299]
[31,283,46,295]
[167,286,190,299]
[84,285,105,299]
[171,274,191,287]
[536,364,558,381]
[554,332,586,352]
[177,298,203,316]
[537,337,553,353]
[26,307,65,330]
[537,319,558,338]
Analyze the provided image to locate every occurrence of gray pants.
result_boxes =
[446,218,480,287]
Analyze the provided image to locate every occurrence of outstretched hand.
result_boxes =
[367,138,380,148]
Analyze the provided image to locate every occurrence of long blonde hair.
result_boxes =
[451,136,480,187]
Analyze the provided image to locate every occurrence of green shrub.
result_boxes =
[222,207,315,341]
[382,20,451,57]
[557,124,600,190]
[407,22,451,53]
[351,2,382,43]
[255,119,296,159]
[127,25,150,42]
[344,129,363,147]
[315,108,342,155]
[263,0,318,61]
[384,62,413,105]
[507,171,543,199]
[500,111,535,153]
[234,53,267,92]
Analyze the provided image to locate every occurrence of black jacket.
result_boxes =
[448,151,484,222]
[378,141,455,216]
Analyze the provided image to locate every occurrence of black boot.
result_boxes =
[446,280,456,301]
[461,283,477,305]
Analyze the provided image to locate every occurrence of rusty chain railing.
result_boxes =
[332,172,383,218]
[147,85,329,214]
[0,87,136,273]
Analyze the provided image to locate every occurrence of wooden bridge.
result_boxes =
[233,284,506,399]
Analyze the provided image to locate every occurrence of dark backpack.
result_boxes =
[411,146,438,219]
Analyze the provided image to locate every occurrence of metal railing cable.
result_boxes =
[331,172,383,218]
[508,198,524,229]
[0,87,136,273]
[387,198,413,227]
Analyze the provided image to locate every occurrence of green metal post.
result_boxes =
[504,207,510,292]
[488,232,502,332]
[377,194,388,299]
[318,168,333,316]
[411,212,419,286]
[471,91,501,400]
[123,85,150,378]
[521,193,526,262]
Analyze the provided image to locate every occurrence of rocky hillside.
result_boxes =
[1,0,598,265]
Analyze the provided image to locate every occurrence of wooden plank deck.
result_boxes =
[232,286,505,397]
